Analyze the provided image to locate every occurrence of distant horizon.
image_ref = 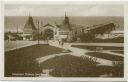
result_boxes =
[5,16,124,32]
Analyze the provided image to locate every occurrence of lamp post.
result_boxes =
[37,21,40,45]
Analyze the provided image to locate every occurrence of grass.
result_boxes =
[5,44,63,77]
[72,45,124,51]
[5,44,124,77]
[40,55,123,77]
[86,52,124,61]
[41,55,99,77]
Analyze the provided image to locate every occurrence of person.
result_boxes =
[61,39,64,48]
[58,39,61,45]
[47,37,49,44]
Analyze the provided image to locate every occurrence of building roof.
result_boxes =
[88,23,116,35]
[23,16,37,34]
[58,13,71,31]
[43,23,54,27]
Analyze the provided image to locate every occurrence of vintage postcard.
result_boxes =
[0,0,127,81]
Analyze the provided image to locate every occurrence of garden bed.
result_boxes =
[5,44,63,77]
[40,55,123,77]
[72,45,123,51]
[86,52,124,61]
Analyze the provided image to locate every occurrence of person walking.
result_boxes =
[61,39,64,48]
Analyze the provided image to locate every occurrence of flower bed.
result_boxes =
[86,52,123,61]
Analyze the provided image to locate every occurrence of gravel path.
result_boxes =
[37,41,120,66]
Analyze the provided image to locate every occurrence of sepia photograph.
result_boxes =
[4,2,124,77]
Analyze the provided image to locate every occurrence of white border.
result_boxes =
[0,0,4,81]
[124,3,128,82]
[0,1,127,81]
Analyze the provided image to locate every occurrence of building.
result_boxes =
[23,15,37,40]
[54,13,71,42]
[40,23,56,40]
[70,23,117,42]
[21,13,122,42]
[39,14,119,42]
[96,30,124,39]
[39,13,71,42]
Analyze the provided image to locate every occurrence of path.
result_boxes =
[5,40,47,52]
[36,41,117,66]
[36,53,71,64]
[70,43,123,47]
[66,44,114,66]
[101,50,123,57]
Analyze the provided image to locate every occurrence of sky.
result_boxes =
[5,3,124,16]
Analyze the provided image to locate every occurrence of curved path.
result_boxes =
[36,41,121,66]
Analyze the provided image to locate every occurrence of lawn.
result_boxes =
[72,45,123,51]
[41,55,98,77]
[86,52,124,61]
[40,55,123,77]
[5,44,63,77]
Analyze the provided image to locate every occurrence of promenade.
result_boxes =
[5,40,124,66]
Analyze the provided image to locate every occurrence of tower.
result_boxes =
[23,13,36,34]
[23,12,37,40]
[61,12,71,31]
[63,12,70,25]
[56,12,72,42]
